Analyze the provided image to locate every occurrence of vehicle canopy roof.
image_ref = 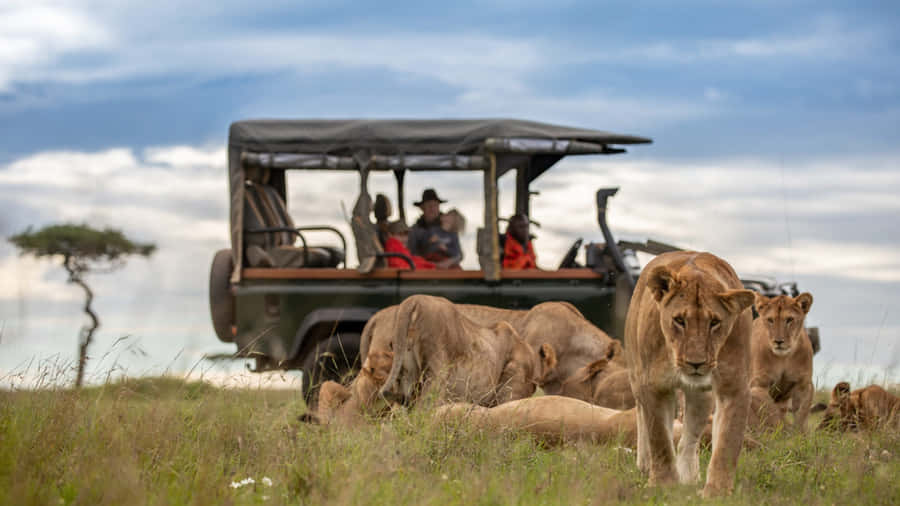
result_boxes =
[227,118,651,281]
[229,118,651,157]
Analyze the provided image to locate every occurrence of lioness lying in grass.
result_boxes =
[819,381,900,431]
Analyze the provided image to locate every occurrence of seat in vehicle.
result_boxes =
[243,180,343,268]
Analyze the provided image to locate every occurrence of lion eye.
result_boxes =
[673,316,685,327]
[766,317,775,324]
[710,318,721,329]
[785,317,794,325]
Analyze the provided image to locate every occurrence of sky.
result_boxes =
[1,0,898,388]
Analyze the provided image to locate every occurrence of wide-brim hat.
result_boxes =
[414,188,447,207]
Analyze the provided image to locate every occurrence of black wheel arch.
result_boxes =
[288,307,378,365]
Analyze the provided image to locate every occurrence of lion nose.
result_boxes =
[774,339,785,346]
[685,360,706,371]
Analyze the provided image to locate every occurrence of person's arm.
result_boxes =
[449,232,463,261]
[407,227,423,256]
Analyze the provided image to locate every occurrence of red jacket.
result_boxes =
[502,232,537,269]
[384,237,435,269]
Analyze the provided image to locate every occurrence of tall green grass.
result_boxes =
[1,376,898,505]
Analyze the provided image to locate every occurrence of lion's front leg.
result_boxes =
[703,386,750,497]
[791,379,814,432]
[636,404,650,473]
[677,388,713,484]
[635,387,678,485]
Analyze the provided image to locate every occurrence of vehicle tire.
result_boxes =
[209,249,236,343]
[301,332,361,406]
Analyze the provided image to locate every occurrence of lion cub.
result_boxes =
[749,292,814,432]
[625,251,755,497]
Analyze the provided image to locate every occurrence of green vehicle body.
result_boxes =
[234,269,632,368]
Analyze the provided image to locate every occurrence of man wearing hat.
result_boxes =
[408,188,462,268]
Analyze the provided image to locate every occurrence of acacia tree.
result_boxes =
[9,224,156,387]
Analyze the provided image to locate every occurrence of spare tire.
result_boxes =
[209,249,236,343]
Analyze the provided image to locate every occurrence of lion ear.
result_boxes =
[606,340,623,361]
[833,382,851,402]
[539,343,558,374]
[719,289,755,314]
[586,358,609,377]
[647,265,674,302]
[795,292,813,314]
[753,291,768,310]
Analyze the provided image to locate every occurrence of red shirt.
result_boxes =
[502,232,537,269]
[384,237,435,269]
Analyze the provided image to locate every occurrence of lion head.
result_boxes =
[647,263,755,390]
[754,292,813,357]
[819,381,856,431]
[557,341,623,402]
[360,350,394,384]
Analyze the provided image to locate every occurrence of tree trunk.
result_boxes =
[65,257,99,388]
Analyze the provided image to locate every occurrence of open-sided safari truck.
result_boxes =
[208,119,813,399]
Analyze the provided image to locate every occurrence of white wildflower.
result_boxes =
[262,477,274,487]
[230,477,256,489]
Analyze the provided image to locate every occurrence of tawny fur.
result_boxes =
[624,251,754,498]
[556,343,636,409]
[379,295,550,407]
[819,381,900,431]
[318,299,616,424]
[435,395,679,447]
[749,292,815,432]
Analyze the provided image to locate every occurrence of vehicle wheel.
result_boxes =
[209,249,235,343]
[301,332,361,406]
[557,238,583,269]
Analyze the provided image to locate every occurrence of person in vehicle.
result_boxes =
[373,193,392,247]
[385,221,435,270]
[502,214,537,269]
[408,188,463,269]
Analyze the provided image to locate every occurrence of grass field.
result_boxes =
[1,376,898,505]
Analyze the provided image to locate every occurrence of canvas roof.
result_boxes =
[229,118,652,156]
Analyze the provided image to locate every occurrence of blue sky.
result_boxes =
[1,1,899,386]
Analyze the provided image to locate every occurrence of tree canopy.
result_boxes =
[9,224,156,274]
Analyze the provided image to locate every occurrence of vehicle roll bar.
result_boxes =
[295,226,348,267]
[376,252,416,271]
[245,226,349,267]
[245,226,310,265]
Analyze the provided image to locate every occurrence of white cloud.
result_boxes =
[599,16,881,63]
[0,3,112,91]
[0,255,79,302]
[448,89,717,130]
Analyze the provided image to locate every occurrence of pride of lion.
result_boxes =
[305,250,893,498]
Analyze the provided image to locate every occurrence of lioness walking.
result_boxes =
[625,251,754,497]
[749,292,815,432]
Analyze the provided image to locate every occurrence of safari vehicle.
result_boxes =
[207,119,813,399]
